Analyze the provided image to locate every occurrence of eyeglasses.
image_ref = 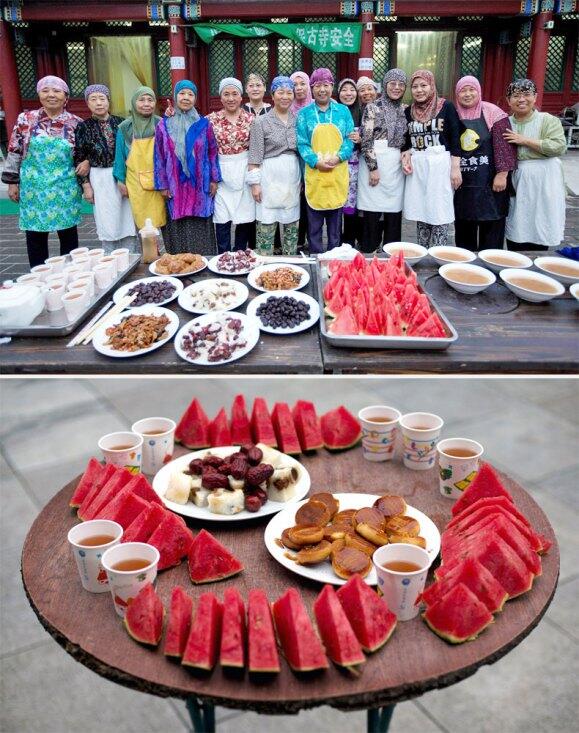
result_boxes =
[510,91,535,99]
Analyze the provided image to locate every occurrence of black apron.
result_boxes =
[454,116,508,222]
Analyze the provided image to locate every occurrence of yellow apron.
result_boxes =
[305,110,349,211]
[125,137,166,229]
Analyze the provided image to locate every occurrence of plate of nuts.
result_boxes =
[246,290,320,335]
[113,276,183,307]
[247,263,309,293]
[153,443,311,521]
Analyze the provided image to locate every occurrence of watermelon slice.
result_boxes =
[79,468,133,521]
[76,462,118,519]
[292,400,324,452]
[327,305,358,335]
[320,406,362,451]
[124,584,164,646]
[446,509,543,554]
[220,587,246,669]
[208,407,232,447]
[188,529,244,583]
[420,558,508,613]
[423,583,494,644]
[164,586,193,658]
[97,491,150,530]
[248,589,280,673]
[123,473,163,506]
[123,503,166,543]
[230,394,252,445]
[336,574,397,653]
[175,398,210,449]
[272,588,328,672]
[182,592,223,670]
[251,398,277,447]
[271,402,301,455]
[148,511,193,571]
[451,463,513,516]
[69,458,103,508]
[313,585,365,669]
[449,496,528,528]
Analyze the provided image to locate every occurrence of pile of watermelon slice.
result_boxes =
[323,251,447,338]
[421,462,552,644]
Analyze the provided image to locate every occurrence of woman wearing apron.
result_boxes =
[503,79,567,251]
[248,76,301,256]
[337,78,362,248]
[3,75,87,267]
[401,70,463,248]
[113,87,166,231]
[207,78,255,253]
[358,69,408,252]
[75,84,136,253]
[453,76,517,251]
[290,71,313,252]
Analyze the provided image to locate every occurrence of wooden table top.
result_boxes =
[22,446,559,714]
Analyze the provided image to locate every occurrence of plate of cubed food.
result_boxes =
[178,278,249,314]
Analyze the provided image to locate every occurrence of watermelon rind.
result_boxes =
[124,584,164,647]
[320,406,362,451]
[423,583,494,644]
[248,589,280,673]
[336,574,397,653]
[313,585,365,668]
[164,586,193,658]
[272,588,328,672]
[182,592,223,670]
[69,458,103,508]
[220,587,246,669]
[188,529,244,584]
[421,558,508,614]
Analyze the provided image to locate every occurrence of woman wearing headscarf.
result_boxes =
[503,79,567,250]
[2,75,88,267]
[290,71,313,252]
[207,78,255,253]
[242,73,271,117]
[401,70,463,248]
[453,76,517,251]
[75,84,136,252]
[338,78,362,247]
[113,86,166,231]
[356,76,379,108]
[154,80,221,256]
[358,68,408,251]
[248,76,300,256]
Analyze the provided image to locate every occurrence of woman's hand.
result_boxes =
[159,189,172,199]
[369,170,380,187]
[316,160,336,172]
[450,158,462,190]
[8,184,19,203]
[492,171,508,192]
[117,182,129,198]
[251,184,262,203]
[210,181,218,197]
[75,160,90,177]
[82,182,94,204]
[401,151,413,175]
[502,130,528,146]
[349,130,361,144]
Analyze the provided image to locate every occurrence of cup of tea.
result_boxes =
[67,520,123,593]
[111,248,130,272]
[16,273,42,285]
[72,271,95,297]
[358,405,401,462]
[62,289,89,321]
[131,417,176,475]
[93,263,114,289]
[88,248,105,267]
[46,283,65,312]
[30,264,53,281]
[98,431,143,473]
[99,256,118,277]
[373,543,433,621]
[101,542,160,617]
[437,438,484,500]
[70,247,89,260]
[399,412,444,471]
[45,255,66,273]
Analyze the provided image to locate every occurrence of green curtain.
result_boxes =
[395,31,458,102]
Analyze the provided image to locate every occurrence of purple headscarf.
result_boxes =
[84,84,111,101]
[310,68,334,87]
[37,75,69,95]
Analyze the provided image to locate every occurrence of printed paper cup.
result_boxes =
[437,438,484,500]
[67,520,123,593]
[400,412,444,471]
[98,431,143,474]
[358,405,401,462]
[373,544,433,621]
[101,542,159,617]
[131,417,176,475]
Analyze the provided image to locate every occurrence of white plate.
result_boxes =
[247,290,320,335]
[148,256,208,278]
[92,305,180,358]
[570,283,579,301]
[178,278,249,314]
[113,276,183,307]
[152,446,310,521]
[247,263,310,292]
[264,492,441,586]
[207,252,260,276]
[174,311,261,365]
[533,256,579,286]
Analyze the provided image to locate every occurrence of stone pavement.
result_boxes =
[1,377,577,733]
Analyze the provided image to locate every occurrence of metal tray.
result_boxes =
[1,254,141,337]
[316,258,458,350]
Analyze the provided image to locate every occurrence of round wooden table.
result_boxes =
[22,447,559,732]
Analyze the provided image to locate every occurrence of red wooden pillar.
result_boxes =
[0,19,22,134]
[358,9,375,79]
[167,4,187,88]
[527,10,554,109]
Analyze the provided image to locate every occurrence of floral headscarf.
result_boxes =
[409,69,445,124]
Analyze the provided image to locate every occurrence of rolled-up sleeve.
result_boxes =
[539,114,567,157]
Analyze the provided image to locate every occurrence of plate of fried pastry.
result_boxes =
[149,253,208,277]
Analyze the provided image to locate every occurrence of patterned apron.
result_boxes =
[305,108,349,211]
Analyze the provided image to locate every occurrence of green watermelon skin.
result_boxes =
[220,587,246,668]
[76,462,117,519]
[124,584,164,646]
[148,511,194,571]
[188,529,244,584]
[251,398,277,448]
[423,583,494,644]
[230,394,252,445]
[336,574,397,653]
[182,592,223,670]
[122,503,166,544]
[421,559,508,614]
[81,468,134,521]
[451,463,513,517]
[164,586,193,658]
[248,589,280,673]
[69,458,104,508]
[313,585,365,668]
[175,398,210,449]
[272,588,328,672]
[208,407,232,447]
[97,491,149,530]
[320,406,362,451]
[271,402,302,455]
[292,400,324,452]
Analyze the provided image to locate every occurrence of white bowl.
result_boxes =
[533,256,579,286]
[500,268,564,303]
[429,246,476,266]
[570,283,579,301]
[439,263,496,294]
[478,249,532,273]
[382,242,427,266]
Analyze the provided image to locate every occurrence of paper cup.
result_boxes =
[16,273,42,285]
[62,289,88,321]
[358,405,401,462]
[64,264,83,279]
[101,542,160,617]
[45,273,67,288]
[131,417,176,475]
[99,256,118,277]
[46,283,65,312]
[373,544,433,621]
[74,257,91,273]
[72,272,95,297]
[400,412,444,471]
[98,431,143,473]
[30,264,52,281]
[111,248,130,271]
[67,520,123,593]
[45,255,66,273]
[437,438,484,500]
[70,247,89,260]
[93,263,114,289]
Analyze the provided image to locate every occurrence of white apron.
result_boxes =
[90,166,136,242]
[213,151,255,225]
[257,152,301,225]
[403,145,454,226]
[357,140,404,213]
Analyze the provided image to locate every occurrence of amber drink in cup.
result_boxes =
[101,542,159,617]
[358,405,401,462]
[399,412,444,470]
[437,438,484,500]
[67,520,123,592]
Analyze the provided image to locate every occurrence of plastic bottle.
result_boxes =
[138,218,160,264]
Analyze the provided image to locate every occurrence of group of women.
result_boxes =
[3,68,567,269]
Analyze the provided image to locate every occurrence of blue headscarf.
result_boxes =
[271,76,295,95]
[166,79,200,178]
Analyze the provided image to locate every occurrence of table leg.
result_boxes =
[186,697,216,733]
[367,704,395,733]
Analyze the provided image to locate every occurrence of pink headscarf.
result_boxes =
[455,75,508,130]
[36,75,70,96]
[290,71,312,115]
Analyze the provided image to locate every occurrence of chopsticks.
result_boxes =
[67,295,135,347]
[67,300,113,348]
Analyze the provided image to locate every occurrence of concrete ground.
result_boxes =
[1,377,577,733]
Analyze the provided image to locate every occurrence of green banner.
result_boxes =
[192,22,362,54]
